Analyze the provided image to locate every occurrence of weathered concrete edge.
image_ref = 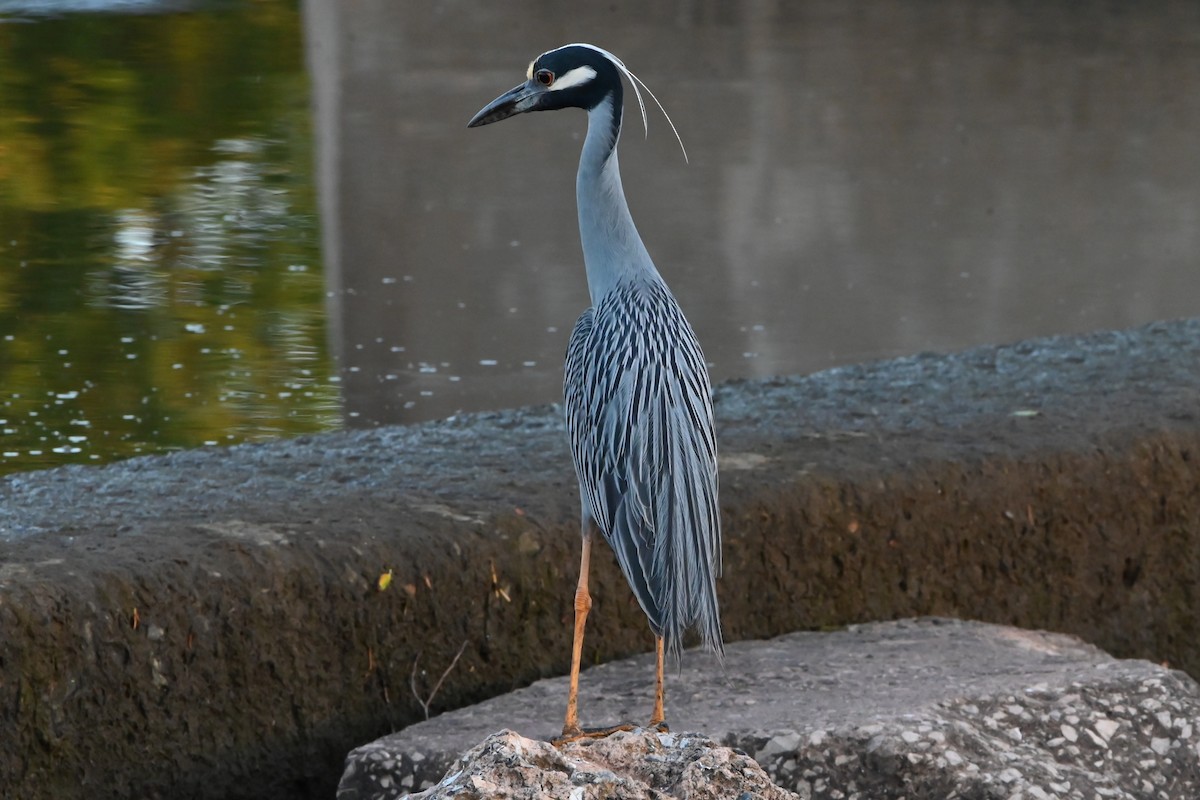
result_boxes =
[1,318,1198,799]
[336,618,1200,798]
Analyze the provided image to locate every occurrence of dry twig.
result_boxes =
[410,640,469,720]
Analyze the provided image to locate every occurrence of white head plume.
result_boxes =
[549,43,689,164]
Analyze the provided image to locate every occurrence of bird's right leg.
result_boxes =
[561,530,593,739]
[648,635,668,732]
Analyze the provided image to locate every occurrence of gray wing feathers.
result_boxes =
[563,282,723,661]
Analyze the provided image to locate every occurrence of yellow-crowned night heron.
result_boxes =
[469,43,722,740]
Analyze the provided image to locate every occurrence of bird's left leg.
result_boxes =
[648,635,668,732]
[553,528,636,746]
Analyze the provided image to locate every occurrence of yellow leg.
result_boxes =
[562,533,593,738]
[649,635,667,730]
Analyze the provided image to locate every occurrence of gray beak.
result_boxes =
[467,81,542,128]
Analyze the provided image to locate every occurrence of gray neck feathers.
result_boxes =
[576,94,662,305]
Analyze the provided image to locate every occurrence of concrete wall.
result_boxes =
[1,319,1197,799]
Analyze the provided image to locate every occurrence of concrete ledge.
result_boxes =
[338,618,1200,798]
[1,318,1198,799]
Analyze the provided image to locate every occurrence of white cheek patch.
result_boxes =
[548,65,597,91]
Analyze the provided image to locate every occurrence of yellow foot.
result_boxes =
[551,722,637,746]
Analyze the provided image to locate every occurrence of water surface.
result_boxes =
[313,1,1200,427]
[0,0,336,474]
[3,1,1198,476]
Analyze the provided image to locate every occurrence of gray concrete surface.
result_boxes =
[340,618,1200,799]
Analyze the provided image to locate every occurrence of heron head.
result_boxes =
[467,44,620,128]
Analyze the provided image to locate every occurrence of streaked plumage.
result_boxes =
[565,279,721,659]
[469,42,722,738]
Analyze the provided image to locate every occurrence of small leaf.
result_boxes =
[377,569,394,592]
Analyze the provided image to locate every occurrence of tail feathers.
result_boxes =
[652,453,723,664]
[659,549,724,665]
[608,492,724,664]
[665,424,723,663]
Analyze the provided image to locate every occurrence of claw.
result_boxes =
[551,722,636,747]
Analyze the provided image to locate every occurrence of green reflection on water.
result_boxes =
[0,1,339,476]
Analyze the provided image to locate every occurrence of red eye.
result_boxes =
[534,69,554,86]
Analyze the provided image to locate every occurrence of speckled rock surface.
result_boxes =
[346,729,800,800]
[339,618,1200,799]
[751,669,1200,798]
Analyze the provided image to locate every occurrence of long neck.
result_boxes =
[576,92,661,304]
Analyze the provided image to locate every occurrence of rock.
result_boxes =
[339,618,1200,799]
[342,728,800,800]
